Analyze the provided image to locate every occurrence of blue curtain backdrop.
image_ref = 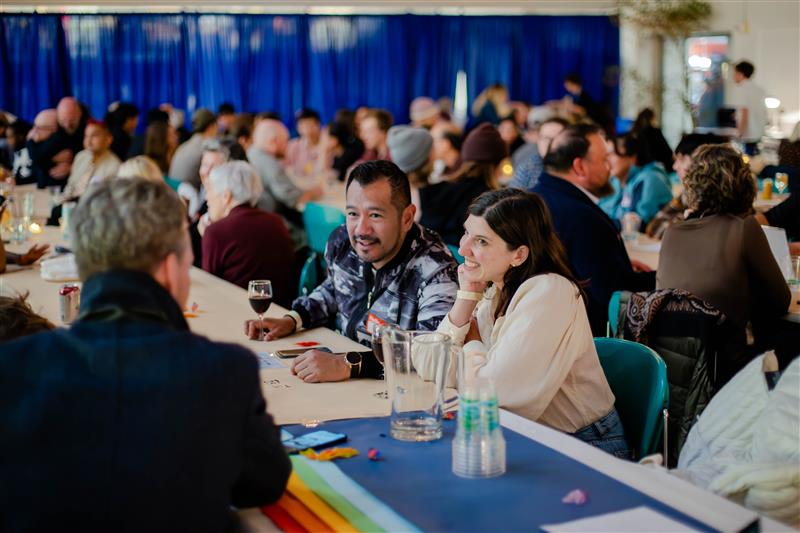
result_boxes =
[1,13,619,127]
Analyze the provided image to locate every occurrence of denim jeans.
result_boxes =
[572,408,631,460]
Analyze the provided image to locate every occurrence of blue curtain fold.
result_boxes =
[1,13,620,127]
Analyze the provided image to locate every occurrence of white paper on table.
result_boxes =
[540,506,696,532]
[761,225,793,279]
[628,240,662,253]
[255,352,287,370]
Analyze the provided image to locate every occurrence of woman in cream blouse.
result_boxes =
[439,188,629,458]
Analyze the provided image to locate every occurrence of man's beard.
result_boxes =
[592,179,615,199]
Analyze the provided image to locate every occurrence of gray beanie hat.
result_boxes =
[387,125,433,173]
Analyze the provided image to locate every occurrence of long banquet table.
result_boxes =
[1,184,793,532]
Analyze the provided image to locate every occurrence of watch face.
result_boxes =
[345,352,362,365]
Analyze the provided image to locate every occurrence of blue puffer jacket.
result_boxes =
[291,223,459,378]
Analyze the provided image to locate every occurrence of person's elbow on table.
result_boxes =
[244,316,296,340]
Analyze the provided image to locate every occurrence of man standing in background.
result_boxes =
[730,60,767,155]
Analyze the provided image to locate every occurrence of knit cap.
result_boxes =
[461,123,508,164]
[387,125,433,173]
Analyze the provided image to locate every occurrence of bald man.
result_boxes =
[247,119,322,215]
[28,97,88,189]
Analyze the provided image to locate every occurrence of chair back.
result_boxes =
[447,244,464,264]
[594,337,669,460]
[297,254,319,297]
[607,290,623,336]
[303,203,345,256]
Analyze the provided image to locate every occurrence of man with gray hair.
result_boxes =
[202,161,296,305]
[0,178,291,531]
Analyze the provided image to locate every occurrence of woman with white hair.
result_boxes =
[202,161,296,306]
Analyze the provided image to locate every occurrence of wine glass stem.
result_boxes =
[258,313,264,341]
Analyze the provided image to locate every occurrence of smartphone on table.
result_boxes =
[283,430,347,453]
[272,347,331,359]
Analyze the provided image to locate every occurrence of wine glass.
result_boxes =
[247,280,273,341]
[775,172,789,195]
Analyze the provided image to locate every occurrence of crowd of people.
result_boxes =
[1,65,799,529]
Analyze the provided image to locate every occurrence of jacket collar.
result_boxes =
[77,269,189,331]
[538,172,620,231]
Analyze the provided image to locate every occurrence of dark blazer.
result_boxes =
[532,172,655,335]
[0,270,291,533]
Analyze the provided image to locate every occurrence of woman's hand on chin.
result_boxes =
[457,262,487,294]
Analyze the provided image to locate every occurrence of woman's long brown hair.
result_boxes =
[467,188,586,319]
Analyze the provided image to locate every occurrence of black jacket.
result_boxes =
[0,269,291,532]
[533,173,655,335]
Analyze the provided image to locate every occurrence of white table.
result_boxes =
[2,185,792,532]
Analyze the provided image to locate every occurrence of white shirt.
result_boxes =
[436,274,615,433]
[728,79,767,142]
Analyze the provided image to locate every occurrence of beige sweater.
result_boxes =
[438,273,615,433]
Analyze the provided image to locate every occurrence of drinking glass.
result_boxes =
[621,212,641,243]
[247,280,273,341]
[775,172,789,195]
[371,324,392,367]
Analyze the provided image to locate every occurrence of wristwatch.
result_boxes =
[343,352,362,378]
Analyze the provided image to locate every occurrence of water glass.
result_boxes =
[382,329,450,442]
[789,256,800,286]
[621,212,641,243]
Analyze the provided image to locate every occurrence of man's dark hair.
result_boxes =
[296,108,321,123]
[346,160,411,211]
[443,131,463,151]
[734,61,755,79]
[564,72,583,86]
[674,133,728,156]
[365,109,393,132]
[218,102,235,115]
[543,123,602,173]
[145,108,169,126]
[256,111,281,122]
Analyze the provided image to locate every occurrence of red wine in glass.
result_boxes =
[249,296,272,314]
[247,280,273,341]
[371,325,387,366]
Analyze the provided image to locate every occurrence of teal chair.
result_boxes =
[594,337,669,460]
[164,177,181,192]
[607,290,623,337]
[299,203,345,297]
[304,202,345,255]
[447,244,464,264]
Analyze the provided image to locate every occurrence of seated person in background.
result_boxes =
[533,124,656,336]
[202,161,295,307]
[646,133,727,239]
[25,109,60,188]
[386,125,433,188]
[1,178,291,531]
[327,119,365,181]
[284,108,329,181]
[5,119,35,185]
[116,155,167,184]
[756,193,799,255]
[216,102,236,136]
[0,293,54,342]
[409,96,442,130]
[419,123,505,246]
[355,108,392,164]
[658,145,790,382]
[168,108,218,190]
[497,115,525,158]
[508,116,568,191]
[57,119,121,204]
[436,189,628,458]
[29,97,88,189]
[429,122,462,182]
[606,133,673,229]
[105,101,139,161]
[244,160,458,382]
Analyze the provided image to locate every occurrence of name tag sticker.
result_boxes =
[366,313,388,334]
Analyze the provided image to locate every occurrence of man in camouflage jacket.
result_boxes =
[245,160,459,382]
